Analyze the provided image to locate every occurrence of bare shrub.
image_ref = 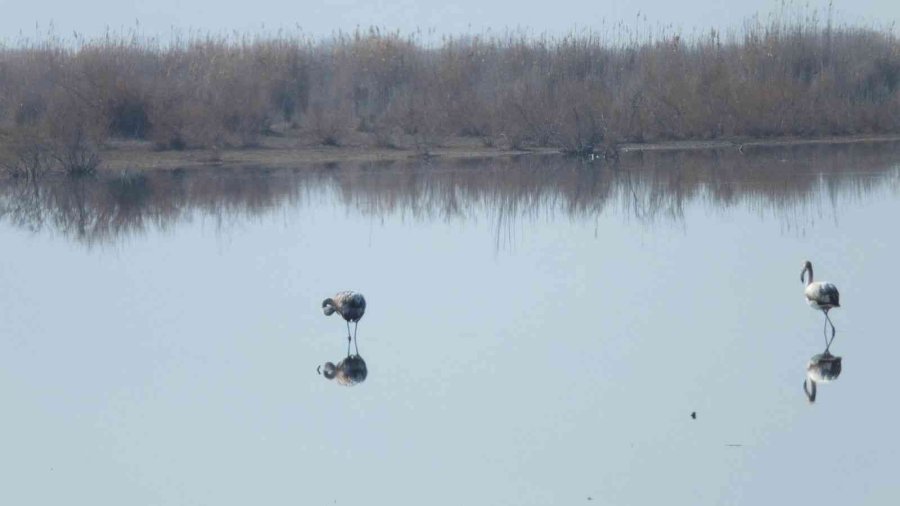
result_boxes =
[308,102,355,146]
[0,128,54,179]
[42,89,104,175]
[52,128,102,175]
[372,123,403,149]
[383,83,448,155]
[107,93,151,139]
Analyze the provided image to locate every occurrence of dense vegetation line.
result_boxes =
[1,13,899,176]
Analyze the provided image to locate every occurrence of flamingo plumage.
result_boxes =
[801,260,840,345]
[322,291,366,355]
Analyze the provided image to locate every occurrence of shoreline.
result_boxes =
[6,133,900,173]
[617,134,900,153]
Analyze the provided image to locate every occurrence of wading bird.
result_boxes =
[803,350,842,403]
[801,260,840,345]
[322,291,366,355]
[317,355,368,387]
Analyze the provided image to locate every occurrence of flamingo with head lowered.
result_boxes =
[801,260,840,345]
[322,291,366,355]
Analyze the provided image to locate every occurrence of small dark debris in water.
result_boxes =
[726,444,744,447]
[587,497,593,501]
[691,411,697,419]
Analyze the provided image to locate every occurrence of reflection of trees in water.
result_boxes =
[320,144,900,244]
[622,144,900,232]
[0,169,312,246]
[1,143,899,246]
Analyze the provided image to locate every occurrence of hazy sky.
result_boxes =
[0,0,897,42]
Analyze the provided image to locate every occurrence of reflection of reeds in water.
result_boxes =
[0,168,312,246]
[1,143,899,246]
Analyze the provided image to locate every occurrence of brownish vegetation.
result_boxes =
[1,14,900,175]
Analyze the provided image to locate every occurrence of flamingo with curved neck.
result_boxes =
[801,260,840,346]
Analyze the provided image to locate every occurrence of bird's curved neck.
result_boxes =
[804,264,814,285]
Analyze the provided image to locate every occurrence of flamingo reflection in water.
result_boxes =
[318,355,368,387]
[804,350,842,403]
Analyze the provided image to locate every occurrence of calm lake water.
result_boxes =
[2,144,899,505]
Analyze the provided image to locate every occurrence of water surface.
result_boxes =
[2,144,899,505]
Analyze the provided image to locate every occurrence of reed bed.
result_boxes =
[1,13,899,175]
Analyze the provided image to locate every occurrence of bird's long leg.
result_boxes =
[823,316,830,349]
[825,312,837,350]
[346,320,352,356]
[353,321,359,355]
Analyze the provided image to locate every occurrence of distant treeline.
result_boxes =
[1,16,899,173]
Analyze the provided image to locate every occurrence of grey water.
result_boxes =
[2,144,900,505]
